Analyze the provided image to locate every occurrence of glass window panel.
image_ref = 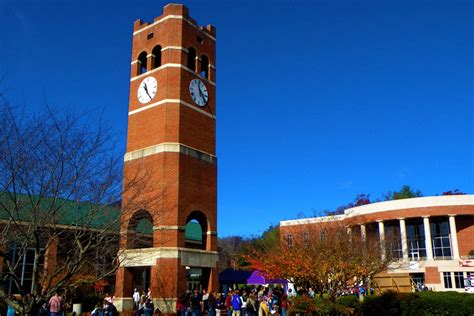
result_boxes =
[440,222,449,235]
[454,272,464,288]
[443,272,452,288]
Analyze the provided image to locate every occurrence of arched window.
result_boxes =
[200,55,209,79]
[127,210,153,248]
[187,47,196,72]
[152,46,162,69]
[185,211,208,250]
[137,51,147,75]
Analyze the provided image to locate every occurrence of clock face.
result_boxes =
[137,76,158,104]
[189,79,209,107]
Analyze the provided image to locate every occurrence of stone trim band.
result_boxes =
[119,247,219,267]
[153,225,185,231]
[124,142,217,164]
[128,98,215,119]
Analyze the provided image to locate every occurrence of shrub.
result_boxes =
[361,291,403,316]
[291,291,474,315]
[337,295,362,314]
[402,291,474,315]
[288,295,319,314]
[358,291,474,315]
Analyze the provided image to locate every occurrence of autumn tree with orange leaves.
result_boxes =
[246,221,395,302]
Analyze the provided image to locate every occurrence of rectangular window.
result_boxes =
[443,272,452,289]
[286,234,293,247]
[385,223,403,259]
[431,219,452,259]
[407,220,426,260]
[320,230,327,242]
[454,272,464,288]
[4,246,44,294]
[410,273,425,288]
[303,232,309,247]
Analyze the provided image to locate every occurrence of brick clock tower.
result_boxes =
[115,4,218,312]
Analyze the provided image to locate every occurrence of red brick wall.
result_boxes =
[115,267,133,297]
[425,266,440,284]
[456,215,474,257]
[44,237,58,278]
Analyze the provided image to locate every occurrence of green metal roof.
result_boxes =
[0,193,120,230]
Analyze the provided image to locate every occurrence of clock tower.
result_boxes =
[115,4,218,312]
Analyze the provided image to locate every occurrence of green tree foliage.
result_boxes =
[249,224,280,252]
[385,185,422,201]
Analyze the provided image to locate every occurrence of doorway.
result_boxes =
[131,267,151,294]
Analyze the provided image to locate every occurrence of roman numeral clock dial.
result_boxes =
[137,76,158,104]
[189,79,209,107]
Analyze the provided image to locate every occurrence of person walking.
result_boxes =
[202,289,209,314]
[225,291,233,316]
[133,289,141,310]
[7,296,16,316]
[241,292,248,316]
[176,294,186,316]
[190,288,203,316]
[231,290,243,316]
[280,293,288,316]
[143,298,154,316]
[207,292,217,316]
[258,297,269,316]
[48,293,62,316]
[246,293,257,316]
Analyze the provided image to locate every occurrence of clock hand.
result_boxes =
[198,86,205,99]
[143,83,152,99]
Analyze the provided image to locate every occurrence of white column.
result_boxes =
[347,226,352,242]
[360,224,366,242]
[378,220,386,260]
[399,218,408,260]
[448,215,460,259]
[423,216,433,260]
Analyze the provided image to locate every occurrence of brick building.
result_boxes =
[114,3,219,313]
[280,195,474,292]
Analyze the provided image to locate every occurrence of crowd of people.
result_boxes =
[8,282,430,316]
[175,286,289,316]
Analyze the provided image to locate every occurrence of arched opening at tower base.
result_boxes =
[185,211,208,250]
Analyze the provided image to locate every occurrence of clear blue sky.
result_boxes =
[1,0,472,237]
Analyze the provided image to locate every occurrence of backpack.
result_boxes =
[246,300,255,313]
[231,295,242,310]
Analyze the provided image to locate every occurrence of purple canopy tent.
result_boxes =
[246,270,288,286]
